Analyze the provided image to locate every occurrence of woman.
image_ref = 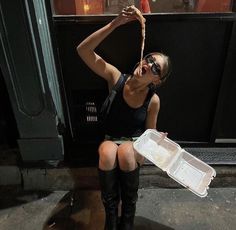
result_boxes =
[77,6,171,230]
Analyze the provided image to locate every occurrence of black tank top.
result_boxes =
[105,75,154,138]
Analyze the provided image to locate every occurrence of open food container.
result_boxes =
[133,129,216,197]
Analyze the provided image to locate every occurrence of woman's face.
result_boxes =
[134,54,165,85]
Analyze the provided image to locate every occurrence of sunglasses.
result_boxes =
[144,54,162,77]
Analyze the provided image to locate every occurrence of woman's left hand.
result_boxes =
[111,5,140,28]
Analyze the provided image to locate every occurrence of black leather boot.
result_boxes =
[98,167,120,230]
[119,167,139,230]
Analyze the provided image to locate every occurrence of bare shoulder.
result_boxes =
[107,71,123,90]
[148,93,160,111]
[150,93,160,106]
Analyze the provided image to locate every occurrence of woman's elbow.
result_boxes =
[76,44,83,56]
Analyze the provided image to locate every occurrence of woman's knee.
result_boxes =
[98,141,118,169]
[117,142,136,171]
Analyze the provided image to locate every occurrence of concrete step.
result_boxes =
[1,147,236,190]
[1,165,236,191]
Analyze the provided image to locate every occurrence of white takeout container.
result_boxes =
[133,129,216,197]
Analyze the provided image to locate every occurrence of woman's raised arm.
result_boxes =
[76,6,139,85]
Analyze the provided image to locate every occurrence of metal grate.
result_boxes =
[144,147,236,165]
[184,147,236,165]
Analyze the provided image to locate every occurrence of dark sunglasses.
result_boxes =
[144,54,161,77]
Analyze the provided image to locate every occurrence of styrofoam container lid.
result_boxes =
[133,129,216,197]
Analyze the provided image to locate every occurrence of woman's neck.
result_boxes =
[126,75,149,92]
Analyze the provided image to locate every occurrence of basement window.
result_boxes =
[51,0,235,15]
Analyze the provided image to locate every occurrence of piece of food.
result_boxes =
[125,5,146,72]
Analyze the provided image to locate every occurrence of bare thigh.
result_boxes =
[117,141,145,171]
[98,140,118,170]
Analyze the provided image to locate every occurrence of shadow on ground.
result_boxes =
[43,189,104,230]
[135,216,174,230]
[0,186,51,210]
[42,189,174,230]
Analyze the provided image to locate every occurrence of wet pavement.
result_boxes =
[0,187,235,230]
[0,148,236,229]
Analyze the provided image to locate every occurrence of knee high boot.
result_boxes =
[98,168,120,230]
[119,167,140,230]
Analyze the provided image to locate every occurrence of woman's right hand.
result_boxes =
[111,5,139,28]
